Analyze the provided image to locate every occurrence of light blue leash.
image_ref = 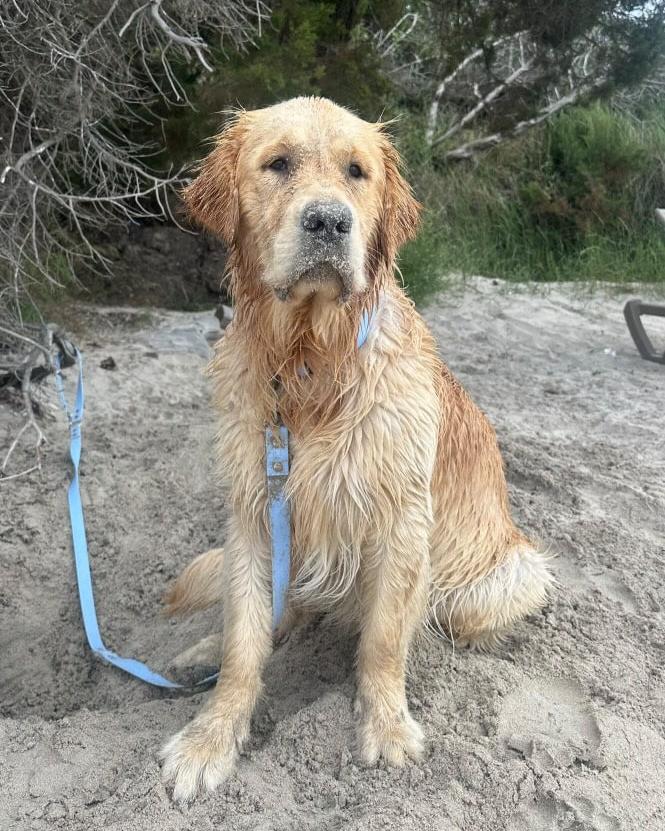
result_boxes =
[55,350,217,689]
[55,301,377,688]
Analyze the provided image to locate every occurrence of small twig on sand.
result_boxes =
[0,464,40,482]
[1,325,56,480]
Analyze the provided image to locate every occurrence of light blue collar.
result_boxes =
[357,303,378,349]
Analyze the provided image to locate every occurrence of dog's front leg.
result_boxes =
[160,519,271,803]
[355,507,429,767]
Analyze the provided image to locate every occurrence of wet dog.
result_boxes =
[159,97,552,802]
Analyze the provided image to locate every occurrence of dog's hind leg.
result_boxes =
[163,547,225,617]
[430,543,553,648]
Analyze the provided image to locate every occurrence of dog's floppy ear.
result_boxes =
[373,130,421,270]
[182,116,246,246]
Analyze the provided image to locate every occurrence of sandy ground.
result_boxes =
[1,277,664,831]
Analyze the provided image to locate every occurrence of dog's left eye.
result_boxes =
[348,163,363,179]
[268,157,288,173]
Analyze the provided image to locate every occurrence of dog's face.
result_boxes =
[184,97,420,304]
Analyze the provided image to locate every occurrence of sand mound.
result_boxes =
[1,278,664,830]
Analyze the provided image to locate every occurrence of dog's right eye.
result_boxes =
[268,157,288,173]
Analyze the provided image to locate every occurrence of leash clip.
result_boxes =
[265,423,290,479]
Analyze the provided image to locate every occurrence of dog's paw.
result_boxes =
[356,702,425,767]
[159,711,244,803]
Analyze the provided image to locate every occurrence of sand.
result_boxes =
[1,277,664,830]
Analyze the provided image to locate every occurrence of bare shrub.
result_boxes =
[0,1,267,320]
[0,0,267,477]
[379,1,665,160]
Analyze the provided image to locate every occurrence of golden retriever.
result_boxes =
[159,96,552,802]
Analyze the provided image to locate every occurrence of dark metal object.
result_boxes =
[0,324,77,389]
[623,300,665,365]
[54,332,77,369]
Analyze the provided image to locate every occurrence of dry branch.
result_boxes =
[0,0,268,479]
[0,321,72,480]
[432,56,535,148]
[444,78,608,160]
[0,0,268,320]
[384,5,663,161]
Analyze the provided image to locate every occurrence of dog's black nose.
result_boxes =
[301,201,353,238]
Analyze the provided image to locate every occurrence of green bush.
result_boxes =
[159,0,398,168]
[400,103,665,299]
[398,212,451,304]
[151,57,665,305]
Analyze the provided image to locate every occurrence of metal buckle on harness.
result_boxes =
[265,421,290,480]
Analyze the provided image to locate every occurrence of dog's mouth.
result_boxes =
[274,260,354,304]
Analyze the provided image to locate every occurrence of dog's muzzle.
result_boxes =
[275,200,356,302]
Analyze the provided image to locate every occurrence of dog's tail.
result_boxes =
[163,547,225,618]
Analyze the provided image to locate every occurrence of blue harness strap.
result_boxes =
[357,304,378,350]
[265,299,378,628]
[55,351,217,690]
[55,299,377,687]
[265,423,291,631]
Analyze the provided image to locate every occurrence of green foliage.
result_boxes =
[398,212,451,304]
[161,0,399,167]
[401,103,665,298]
[143,2,665,305]
[412,0,665,86]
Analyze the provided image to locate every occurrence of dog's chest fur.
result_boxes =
[211,295,440,610]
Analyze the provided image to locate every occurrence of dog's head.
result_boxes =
[183,97,420,304]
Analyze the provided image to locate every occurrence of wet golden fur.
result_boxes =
[159,97,552,802]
